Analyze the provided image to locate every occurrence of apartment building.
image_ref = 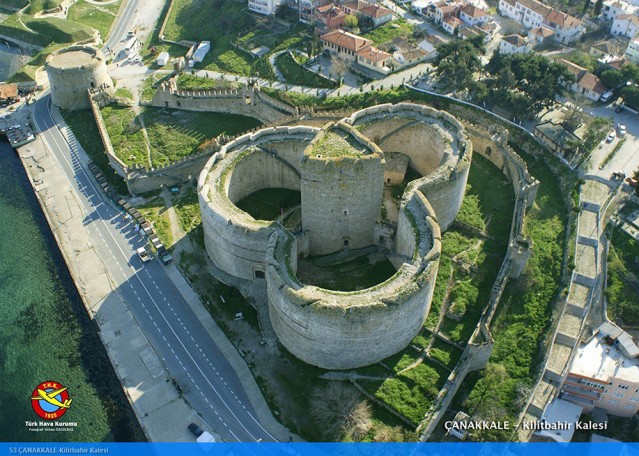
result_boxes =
[560,323,639,418]
[625,38,639,64]
[248,0,283,15]
[612,14,639,38]
[498,0,582,43]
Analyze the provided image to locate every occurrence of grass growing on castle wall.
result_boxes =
[176,73,241,91]
[142,107,261,167]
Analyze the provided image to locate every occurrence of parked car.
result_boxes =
[618,123,626,137]
[606,131,616,142]
[136,246,151,262]
[188,423,203,437]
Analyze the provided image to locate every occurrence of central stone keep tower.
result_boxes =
[301,122,384,256]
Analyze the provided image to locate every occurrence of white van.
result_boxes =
[600,91,614,103]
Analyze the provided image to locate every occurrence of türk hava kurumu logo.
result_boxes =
[30,381,73,420]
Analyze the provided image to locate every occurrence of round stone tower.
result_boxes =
[301,122,385,256]
[46,46,114,111]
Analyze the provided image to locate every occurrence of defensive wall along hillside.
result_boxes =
[198,103,473,370]
[150,79,297,125]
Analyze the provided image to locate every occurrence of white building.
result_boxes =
[560,323,639,418]
[248,0,283,15]
[611,14,639,38]
[625,38,639,64]
[498,0,583,43]
[602,0,634,20]
[459,4,490,26]
[500,34,531,53]
[193,41,211,63]
[156,51,169,66]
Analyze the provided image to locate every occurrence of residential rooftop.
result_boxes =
[570,331,639,383]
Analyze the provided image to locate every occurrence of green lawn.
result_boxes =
[359,350,449,424]
[425,154,514,343]
[115,87,133,99]
[362,19,416,46]
[67,0,121,39]
[142,107,261,167]
[235,188,300,221]
[100,105,149,167]
[459,146,569,440]
[162,0,308,76]
[137,198,174,247]
[275,52,337,89]
[62,109,128,195]
[25,17,94,43]
[24,0,62,14]
[606,227,639,326]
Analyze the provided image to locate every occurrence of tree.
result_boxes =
[330,56,350,82]
[343,14,358,30]
[622,63,639,84]
[594,0,604,15]
[433,39,483,92]
[310,382,373,441]
[600,69,625,89]
[622,85,639,109]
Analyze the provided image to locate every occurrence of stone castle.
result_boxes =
[198,103,472,369]
[46,46,114,111]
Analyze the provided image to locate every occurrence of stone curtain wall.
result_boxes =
[149,80,297,124]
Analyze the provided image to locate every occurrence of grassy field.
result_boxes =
[25,17,94,42]
[62,109,129,195]
[162,0,307,77]
[359,349,449,425]
[235,188,300,221]
[67,0,121,39]
[275,52,337,88]
[142,107,261,167]
[426,154,514,341]
[606,225,639,326]
[137,198,174,247]
[24,0,62,14]
[363,19,416,46]
[115,87,133,99]
[454,147,569,441]
[100,105,149,167]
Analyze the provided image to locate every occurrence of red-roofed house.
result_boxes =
[341,0,393,27]
[321,29,391,74]
[459,4,489,26]
[558,59,609,101]
[442,16,463,34]
[315,4,347,33]
[528,26,555,44]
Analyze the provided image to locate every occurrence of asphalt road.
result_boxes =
[101,0,140,54]
[31,95,279,443]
